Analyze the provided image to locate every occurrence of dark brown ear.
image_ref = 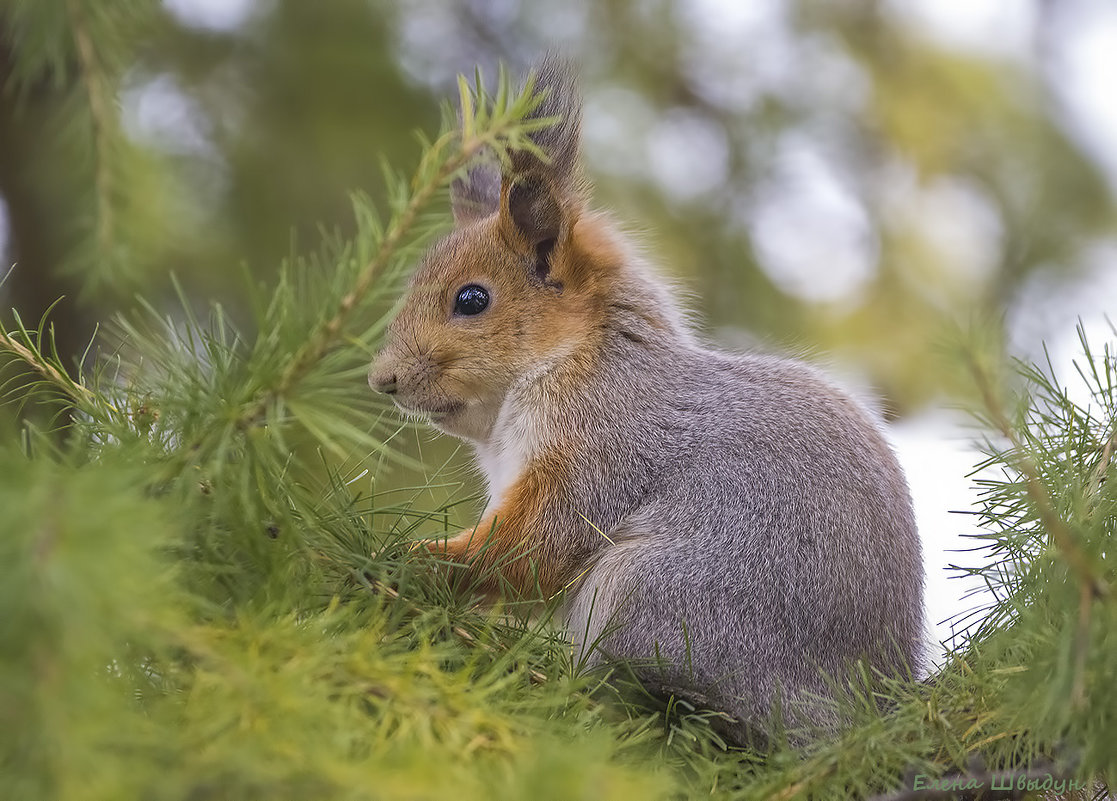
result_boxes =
[501,56,584,281]
[508,176,560,245]
[451,159,501,225]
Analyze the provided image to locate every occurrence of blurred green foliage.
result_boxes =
[2,0,1114,437]
[1,0,1114,602]
[1,3,1116,798]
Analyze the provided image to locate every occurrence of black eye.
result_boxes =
[453,284,490,316]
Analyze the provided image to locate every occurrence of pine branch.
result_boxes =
[241,135,452,425]
[235,87,544,433]
[964,350,1108,602]
[0,322,95,406]
[963,349,1109,716]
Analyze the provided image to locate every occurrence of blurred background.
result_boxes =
[1,0,1115,649]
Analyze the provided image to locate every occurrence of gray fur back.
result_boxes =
[555,300,924,742]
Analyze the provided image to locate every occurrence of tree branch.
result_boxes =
[965,352,1108,602]
[0,326,94,405]
[236,113,527,431]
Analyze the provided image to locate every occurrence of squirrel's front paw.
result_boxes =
[411,531,477,560]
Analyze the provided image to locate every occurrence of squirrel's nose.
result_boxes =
[368,364,398,395]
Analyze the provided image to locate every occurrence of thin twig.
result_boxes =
[966,353,1107,601]
[236,123,514,431]
[964,351,1107,716]
[0,328,95,404]
[1079,416,1117,702]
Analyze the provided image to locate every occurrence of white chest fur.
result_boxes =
[475,392,542,512]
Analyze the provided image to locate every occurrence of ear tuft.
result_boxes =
[511,54,582,189]
[451,160,501,225]
[500,55,584,252]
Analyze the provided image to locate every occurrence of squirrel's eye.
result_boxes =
[453,284,490,316]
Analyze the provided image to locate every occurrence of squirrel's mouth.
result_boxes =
[394,399,466,422]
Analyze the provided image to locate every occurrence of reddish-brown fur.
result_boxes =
[371,62,648,600]
[414,214,636,598]
[425,450,576,598]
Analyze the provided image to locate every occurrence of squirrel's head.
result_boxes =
[369,57,622,442]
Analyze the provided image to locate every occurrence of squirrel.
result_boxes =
[368,56,925,744]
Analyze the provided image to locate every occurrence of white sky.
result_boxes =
[889,414,989,659]
[163,0,258,31]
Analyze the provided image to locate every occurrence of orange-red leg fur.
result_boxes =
[422,459,571,600]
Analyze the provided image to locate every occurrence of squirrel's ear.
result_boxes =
[508,176,561,246]
[501,56,584,275]
[451,160,501,225]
